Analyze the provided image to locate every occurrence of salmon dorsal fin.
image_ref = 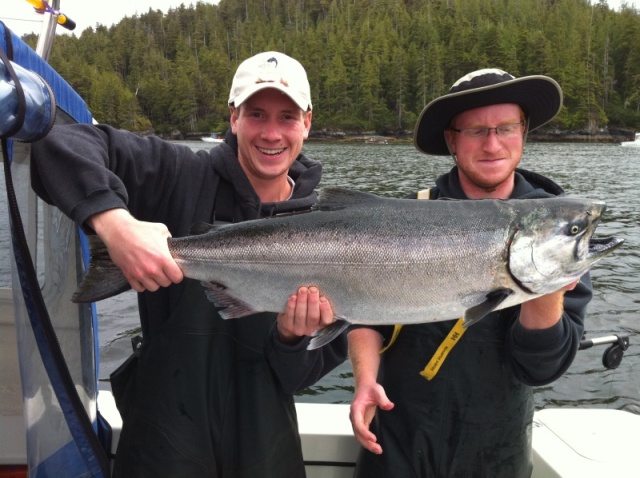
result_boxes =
[315,187,382,210]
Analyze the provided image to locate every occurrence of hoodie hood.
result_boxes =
[434,167,564,200]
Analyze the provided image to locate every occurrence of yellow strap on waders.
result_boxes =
[379,187,467,380]
[419,318,466,380]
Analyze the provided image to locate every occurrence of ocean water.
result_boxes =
[6,140,638,412]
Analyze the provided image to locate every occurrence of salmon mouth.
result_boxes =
[588,236,624,258]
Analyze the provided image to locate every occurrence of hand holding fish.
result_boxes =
[87,208,184,292]
[276,286,334,344]
[519,280,579,330]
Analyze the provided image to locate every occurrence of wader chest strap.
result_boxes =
[420,318,466,380]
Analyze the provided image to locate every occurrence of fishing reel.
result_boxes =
[579,333,630,370]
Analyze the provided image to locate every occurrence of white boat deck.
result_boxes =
[532,408,640,477]
[95,393,640,477]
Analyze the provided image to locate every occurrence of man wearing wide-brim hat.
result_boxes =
[348,69,593,478]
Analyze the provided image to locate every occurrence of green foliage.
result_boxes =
[40,0,640,134]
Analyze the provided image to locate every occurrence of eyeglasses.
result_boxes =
[450,121,525,139]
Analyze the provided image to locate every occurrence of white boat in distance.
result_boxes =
[201,133,224,143]
[620,132,640,147]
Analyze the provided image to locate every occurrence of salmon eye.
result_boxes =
[568,222,584,236]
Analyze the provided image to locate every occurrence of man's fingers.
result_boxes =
[350,406,382,454]
[276,287,336,341]
[318,295,334,327]
[294,286,310,320]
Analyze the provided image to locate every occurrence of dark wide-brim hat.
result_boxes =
[414,68,563,155]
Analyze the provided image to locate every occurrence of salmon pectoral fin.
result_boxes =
[463,288,514,328]
[307,319,351,350]
[202,281,259,318]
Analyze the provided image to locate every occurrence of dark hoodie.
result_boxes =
[354,167,591,478]
[31,124,347,478]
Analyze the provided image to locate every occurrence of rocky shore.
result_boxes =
[305,127,637,144]
[527,127,636,144]
[177,127,636,144]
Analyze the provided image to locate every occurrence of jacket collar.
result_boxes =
[434,166,564,200]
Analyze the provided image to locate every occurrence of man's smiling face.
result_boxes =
[231,88,312,192]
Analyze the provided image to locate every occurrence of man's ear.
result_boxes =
[444,129,456,155]
[303,111,312,139]
[230,106,239,134]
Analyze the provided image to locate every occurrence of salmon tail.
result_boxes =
[307,319,351,350]
[71,235,131,303]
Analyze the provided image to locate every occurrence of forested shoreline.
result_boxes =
[23,0,640,139]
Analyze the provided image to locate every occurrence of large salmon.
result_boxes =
[73,188,623,349]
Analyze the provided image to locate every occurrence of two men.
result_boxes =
[33,56,589,477]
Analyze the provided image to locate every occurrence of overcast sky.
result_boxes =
[1,0,637,38]
[2,1,208,37]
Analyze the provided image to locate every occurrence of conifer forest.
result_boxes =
[24,0,640,136]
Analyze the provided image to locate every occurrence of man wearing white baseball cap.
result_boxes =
[31,51,347,477]
[348,68,593,477]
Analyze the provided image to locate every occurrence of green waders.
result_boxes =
[111,278,305,478]
[354,320,534,478]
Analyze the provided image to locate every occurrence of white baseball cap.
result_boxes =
[228,51,312,111]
